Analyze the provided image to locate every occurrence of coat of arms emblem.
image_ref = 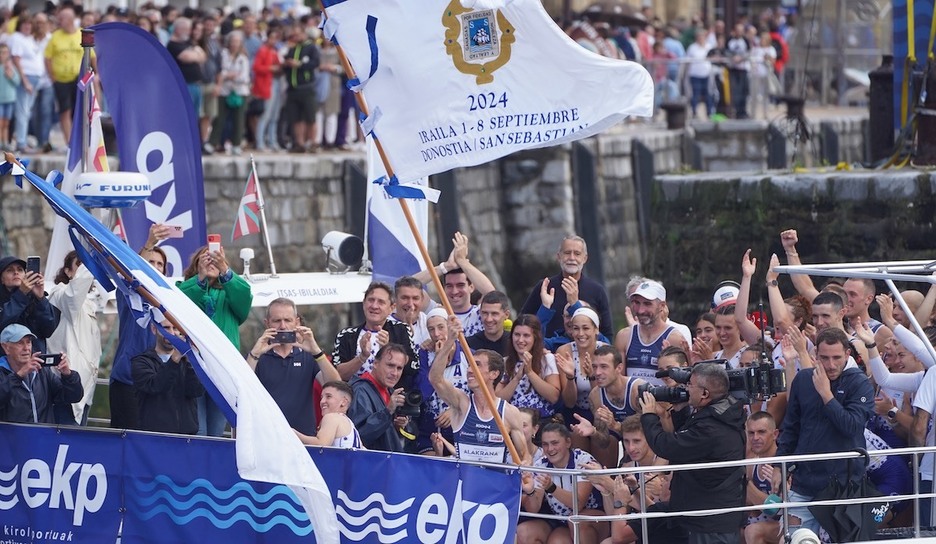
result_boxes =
[442,0,515,84]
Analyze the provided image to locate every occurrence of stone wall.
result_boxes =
[649,170,936,326]
[691,114,868,172]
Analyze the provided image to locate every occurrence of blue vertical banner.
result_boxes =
[91,22,208,277]
[0,425,123,543]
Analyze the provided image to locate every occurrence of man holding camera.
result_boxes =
[640,362,746,544]
[247,298,340,436]
[348,343,412,452]
[0,323,82,423]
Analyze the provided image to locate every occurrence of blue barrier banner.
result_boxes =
[0,425,123,543]
[0,424,520,543]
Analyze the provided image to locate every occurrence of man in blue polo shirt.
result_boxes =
[246,297,341,436]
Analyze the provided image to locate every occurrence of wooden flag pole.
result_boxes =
[332,39,522,465]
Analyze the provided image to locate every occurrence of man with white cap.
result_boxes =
[0,255,61,358]
[0,323,82,423]
[615,279,685,386]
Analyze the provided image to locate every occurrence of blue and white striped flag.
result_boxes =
[366,138,436,283]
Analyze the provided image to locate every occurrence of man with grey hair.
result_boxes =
[640,362,746,543]
[246,297,341,436]
[520,234,613,339]
[624,275,692,342]
[615,279,685,385]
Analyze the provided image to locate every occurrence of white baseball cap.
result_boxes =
[712,281,740,309]
[630,280,666,302]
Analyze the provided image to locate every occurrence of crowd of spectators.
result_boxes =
[0,0,366,155]
[3,223,935,543]
[0,1,800,157]
[568,6,795,121]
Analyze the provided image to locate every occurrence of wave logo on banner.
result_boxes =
[335,478,512,543]
[0,445,107,526]
[336,489,414,542]
[129,476,311,534]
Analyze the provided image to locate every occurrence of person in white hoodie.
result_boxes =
[48,250,102,425]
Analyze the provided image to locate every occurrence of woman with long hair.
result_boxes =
[47,250,101,425]
[177,243,252,436]
[496,314,561,418]
[208,30,250,155]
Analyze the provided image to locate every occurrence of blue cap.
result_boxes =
[0,324,37,343]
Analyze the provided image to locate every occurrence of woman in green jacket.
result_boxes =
[177,245,253,436]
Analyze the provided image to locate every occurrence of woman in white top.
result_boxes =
[208,30,251,155]
[8,16,44,151]
[496,314,561,418]
[48,251,102,425]
[296,381,363,449]
[685,28,713,118]
[555,307,606,452]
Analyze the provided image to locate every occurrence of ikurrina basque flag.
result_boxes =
[321,0,654,182]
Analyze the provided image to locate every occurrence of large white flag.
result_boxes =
[323,0,653,182]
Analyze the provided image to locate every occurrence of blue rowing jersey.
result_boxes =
[625,325,674,386]
[454,394,508,463]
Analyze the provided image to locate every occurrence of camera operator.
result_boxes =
[639,362,746,544]
[247,298,340,437]
[349,343,412,452]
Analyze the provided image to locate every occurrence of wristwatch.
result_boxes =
[766,279,778,287]
[613,499,626,509]
[887,407,899,422]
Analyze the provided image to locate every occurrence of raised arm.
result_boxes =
[916,273,936,326]
[765,253,795,331]
[736,249,763,346]
[780,229,819,302]
[877,294,936,368]
[428,316,469,419]
[451,232,495,296]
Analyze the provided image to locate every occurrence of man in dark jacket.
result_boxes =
[131,320,204,435]
[0,255,60,357]
[0,323,82,423]
[348,343,409,452]
[334,282,418,389]
[520,236,614,339]
[640,362,746,544]
[777,327,874,536]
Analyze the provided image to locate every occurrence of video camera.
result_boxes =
[637,358,786,405]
